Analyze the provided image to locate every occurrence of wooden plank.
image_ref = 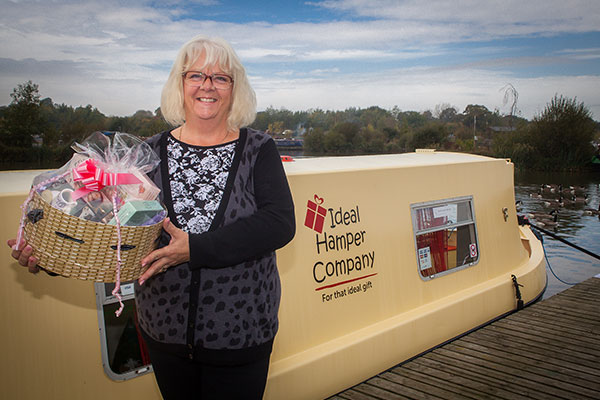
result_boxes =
[544,285,600,302]
[508,309,599,335]
[461,330,600,376]
[483,324,599,359]
[446,340,600,391]
[538,301,599,320]
[351,382,412,400]
[517,304,600,325]
[558,288,600,301]
[399,357,541,400]
[378,370,476,400]
[421,351,563,400]
[498,317,600,348]
[560,280,600,293]
[435,345,600,399]
[517,304,600,327]
[533,301,600,322]
[555,282,600,294]
[390,362,527,400]
[365,376,444,399]
[336,388,391,400]
[331,278,600,400]
[479,324,599,366]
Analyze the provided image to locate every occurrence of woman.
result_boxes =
[9,35,296,399]
[136,34,296,399]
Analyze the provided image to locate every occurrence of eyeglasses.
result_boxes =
[182,71,234,89]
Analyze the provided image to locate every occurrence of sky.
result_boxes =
[1,0,600,120]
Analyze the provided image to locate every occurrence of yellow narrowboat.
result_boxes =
[0,150,546,399]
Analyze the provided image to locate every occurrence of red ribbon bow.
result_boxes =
[71,158,141,200]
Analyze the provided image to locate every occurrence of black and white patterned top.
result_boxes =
[137,129,295,363]
[167,135,237,234]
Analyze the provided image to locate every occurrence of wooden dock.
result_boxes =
[330,277,600,400]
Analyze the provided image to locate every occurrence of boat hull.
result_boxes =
[266,152,546,399]
[0,152,546,399]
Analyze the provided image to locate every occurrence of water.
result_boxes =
[514,170,600,299]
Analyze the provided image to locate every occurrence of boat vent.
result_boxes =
[415,149,436,153]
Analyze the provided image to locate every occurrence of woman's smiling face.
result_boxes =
[183,53,232,129]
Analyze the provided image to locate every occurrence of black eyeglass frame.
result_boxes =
[181,71,234,88]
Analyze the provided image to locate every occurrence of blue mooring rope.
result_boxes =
[542,243,578,285]
[530,225,579,285]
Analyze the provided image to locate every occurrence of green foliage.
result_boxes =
[303,127,326,155]
[455,137,475,152]
[107,109,171,138]
[0,81,174,170]
[525,95,596,170]
[324,122,360,155]
[263,98,598,170]
[2,81,598,171]
[438,106,459,123]
[56,104,108,145]
[1,81,44,147]
[252,106,307,133]
[359,124,386,154]
[398,111,428,129]
[409,122,447,151]
[491,128,533,165]
[491,95,597,170]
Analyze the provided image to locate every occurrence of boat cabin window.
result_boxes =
[411,196,480,279]
[94,282,152,381]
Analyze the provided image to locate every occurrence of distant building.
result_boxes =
[32,134,43,148]
[490,126,516,133]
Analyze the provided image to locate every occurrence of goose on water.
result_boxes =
[543,196,564,208]
[572,194,589,205]
[583,204,600,216]
[534,212,559,227]
[527,209,558,220]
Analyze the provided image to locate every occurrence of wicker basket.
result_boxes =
[23,191,163,282]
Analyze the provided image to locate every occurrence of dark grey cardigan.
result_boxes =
[135,128,295,365]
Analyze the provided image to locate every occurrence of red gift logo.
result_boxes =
[304,195,327,233]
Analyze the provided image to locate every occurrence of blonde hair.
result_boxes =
[160,35,257,130]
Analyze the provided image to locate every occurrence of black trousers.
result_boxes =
[147,343,271,400]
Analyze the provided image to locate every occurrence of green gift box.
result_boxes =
[108,200,164,226]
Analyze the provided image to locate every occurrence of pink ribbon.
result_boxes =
[71,159,141,200]
[111,194,124,317]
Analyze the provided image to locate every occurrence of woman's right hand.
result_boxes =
[7,238,40,274]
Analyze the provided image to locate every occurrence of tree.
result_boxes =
[267,121,284,136]
[399,111,428,129]
[329,122,360,154]
[58,104,107,144]
[462,104,491,130]
[359,106,389,128]
[527,95,596,169]
[303,127,326,155]
[359,124,385,154]
[409,122,447,150]
[108,109,170,137]
[1,81,44,147]
[38,97,61,146]
[438,106,458,123]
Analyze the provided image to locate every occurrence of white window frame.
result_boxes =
[411,196,480,280]
[95,282,153,381]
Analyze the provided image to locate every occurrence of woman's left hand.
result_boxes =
[138,218,189,285]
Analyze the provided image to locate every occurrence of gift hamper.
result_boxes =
[14,132,166,315]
